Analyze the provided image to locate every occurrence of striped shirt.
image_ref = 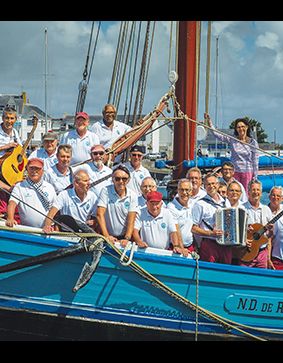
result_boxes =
[211,127,259,177]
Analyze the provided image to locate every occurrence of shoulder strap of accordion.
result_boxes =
[200,197,226,209]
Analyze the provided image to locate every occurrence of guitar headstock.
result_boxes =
[31,114,39,127]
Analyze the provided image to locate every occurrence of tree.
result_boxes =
[229,117,268,143]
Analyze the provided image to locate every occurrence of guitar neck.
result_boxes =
[89,173,112,188]
[21,116,38,155]
[257,208,283,236]
[269,208,283,225]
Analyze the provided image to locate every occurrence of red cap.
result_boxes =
[27,158,44,168]
[75,111,89,120]
[146,191,163,202]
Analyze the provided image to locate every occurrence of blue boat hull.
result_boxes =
[0,228,282,340]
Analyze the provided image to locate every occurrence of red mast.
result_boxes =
[173,21,200,179]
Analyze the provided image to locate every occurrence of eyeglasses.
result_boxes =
[222,168,234,171]
[142,185,155,189]
[131,153,142,158]
[228,189,241,193]
[92,151,105,156]
[28,166,43,171]
[114,177,128,182]
[178,188,191,193]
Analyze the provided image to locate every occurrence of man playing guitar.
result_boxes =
[0,105,22,157]
[241,179,274,269]
[0,106,22,221]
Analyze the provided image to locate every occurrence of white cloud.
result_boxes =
[256,31,280,51]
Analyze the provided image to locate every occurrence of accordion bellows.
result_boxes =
[215,207,248,246]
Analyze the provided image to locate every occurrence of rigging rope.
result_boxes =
[76,21,101,114]
[76,21,101,113]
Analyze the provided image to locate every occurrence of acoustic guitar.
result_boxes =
[241,208,283,262]
[0,115,38,186]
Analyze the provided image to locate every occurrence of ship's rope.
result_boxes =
[191,251,200,341]
[171,92,283,163]
[105,240,268,341]
[1,221,281,340]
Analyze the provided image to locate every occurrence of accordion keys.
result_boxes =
[215,207,247,246]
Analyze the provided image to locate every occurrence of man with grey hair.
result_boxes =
[167,178,196,253]
[138,176,158,208]
[29,131,59,170]
[0,105,22,158]
[240,179,273,269]
[43,169,99,232]
[268,186,283,216]
[186,167,206,201]
[191,173,231,263]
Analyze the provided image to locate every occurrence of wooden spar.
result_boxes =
[107,90,172,164]
[173,21,200,179]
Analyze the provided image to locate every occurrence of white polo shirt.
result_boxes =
[0,125,22,157]
[191,187,206,201]
[10,179,57,228]
[192,193,226,241]
[90,120,132,149]
[43,164,73,194]
[134,207,177,250]
[272,217,283,261]
[72,162,112,194]
[124,161,151,196]
[28,148,58,170]
[242,201,273,249]
[53,188,99,222]
[97,184,139,237]
[167,197,195,247]
[60,129,100,165]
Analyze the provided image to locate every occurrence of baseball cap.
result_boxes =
[130,145,144,154]
[27,158,44,168]
[75,111,89,120]
[146,191,163,202]
[42,132,58,141]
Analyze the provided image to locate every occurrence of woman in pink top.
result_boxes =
[205,113,259,193]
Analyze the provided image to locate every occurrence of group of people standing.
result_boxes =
[0,105,282,271]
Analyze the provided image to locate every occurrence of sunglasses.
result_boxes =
[114,176,128,182]
[131,153,142,157]
[92,151,105,156]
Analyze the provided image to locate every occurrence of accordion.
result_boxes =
[215,207,248,246]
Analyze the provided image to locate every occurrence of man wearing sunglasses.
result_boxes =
[72,144,112,194]
[124,145,151,196]
[96,164,138,246]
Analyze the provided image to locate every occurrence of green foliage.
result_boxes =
[229,117,268,143]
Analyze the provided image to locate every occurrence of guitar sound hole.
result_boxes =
[253,232,261,240]
[17,155,23,163]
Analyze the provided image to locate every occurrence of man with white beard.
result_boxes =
[72,144,112,195]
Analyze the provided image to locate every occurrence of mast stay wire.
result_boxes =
[75,21,101,114]
[107,22,124,105]
[125,21,142,126]
[112,22,129,108]
[136,21,156,124]
[115,22,136,114]
[122,22,137,124]
[132,21,153,126]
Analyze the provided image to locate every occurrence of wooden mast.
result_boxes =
[173,21,200,179]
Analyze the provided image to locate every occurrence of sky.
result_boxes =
[1,20,283,143]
